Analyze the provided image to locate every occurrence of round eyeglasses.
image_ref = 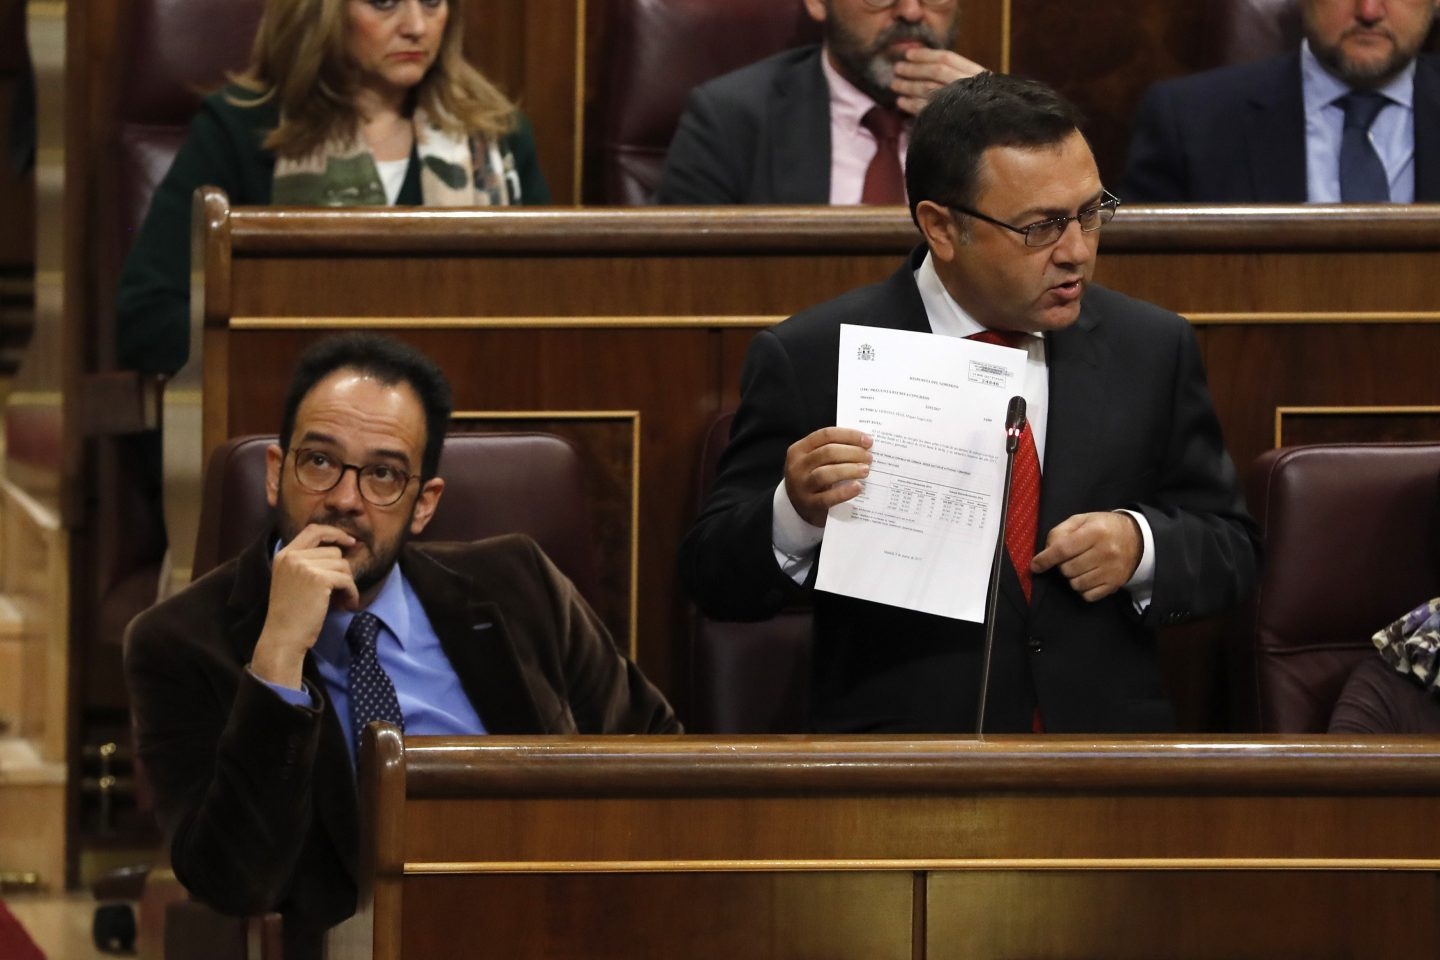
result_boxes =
[288,448,417,506]
[950,191,1121,247]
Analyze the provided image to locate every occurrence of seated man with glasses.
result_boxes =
[657,0,984,204]
[125,333,678,960]
[680,73,1260,734]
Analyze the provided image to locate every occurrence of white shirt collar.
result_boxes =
[913,250,1044,342]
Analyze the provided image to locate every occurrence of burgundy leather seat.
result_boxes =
[597,0,821,204]
[1235,443,1440,732]
[688,412,812,733]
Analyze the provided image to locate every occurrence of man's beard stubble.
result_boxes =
[273,495,408,597]
[1309,16,1435,89]
[825,15,960,108]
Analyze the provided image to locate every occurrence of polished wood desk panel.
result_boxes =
[186,199,1440,712]
[335,730,1440,959]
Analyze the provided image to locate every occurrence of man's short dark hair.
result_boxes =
[279,333,454,481]
[906,72,1085,221]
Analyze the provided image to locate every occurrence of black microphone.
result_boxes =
[976,396,1026,735]
[1004,396,1026,454]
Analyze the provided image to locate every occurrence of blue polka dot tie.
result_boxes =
[345,611,404,756]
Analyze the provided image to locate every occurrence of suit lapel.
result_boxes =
[1029,303,1106,616]
[401,546,546,734]
[1243,55,1308,202]
[767,48,832,203]
[1413,56,1440,200]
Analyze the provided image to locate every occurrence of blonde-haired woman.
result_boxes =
[117,0,548,375]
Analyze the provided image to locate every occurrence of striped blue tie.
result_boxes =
[1338,91,1390,202]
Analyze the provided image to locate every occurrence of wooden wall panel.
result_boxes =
[1011,0,1214,187]
[928,871,1440,959]
[463,0,582,203]
[401,872,915,960]
[334,735,1440,960]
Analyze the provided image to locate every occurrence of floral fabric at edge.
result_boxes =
[1372,597,1440,691]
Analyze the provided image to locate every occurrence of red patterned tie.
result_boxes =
[860,106,907,205]
[967,330,1041,603]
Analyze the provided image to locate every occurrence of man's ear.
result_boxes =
[915,200,960,263]
[409,477,445,536]
[265,444,284,508]
[802,0,827,24]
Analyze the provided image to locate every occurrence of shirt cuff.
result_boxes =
[772,482,825,584]
[250,667,320,709]
[1117,508,1155,613]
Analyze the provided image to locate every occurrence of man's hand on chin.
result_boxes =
[251,524,359,690]
[892,48,986,115]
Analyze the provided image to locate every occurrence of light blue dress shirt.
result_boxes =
[258,547,487,767]
[1302,39,1416,203]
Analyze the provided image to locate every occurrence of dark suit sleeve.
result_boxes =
[1133,321,1260,625]
[504,111,551,205]
[679,328,814,620]
[656,85,754,204]
[513,539,680,733]
[125,616,327,915]
[1119,82,1192,203]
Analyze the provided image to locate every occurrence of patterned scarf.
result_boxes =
[1371,597,1440,693]
[270,105,521,206]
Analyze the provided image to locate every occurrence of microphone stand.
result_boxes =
[975,397,1026,736]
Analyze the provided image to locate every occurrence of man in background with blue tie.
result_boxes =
[1122,0,1440,203]
[125,333,678,959]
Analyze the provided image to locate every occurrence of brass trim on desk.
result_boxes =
[401,857,1440,875]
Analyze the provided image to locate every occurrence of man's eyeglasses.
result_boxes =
[860,0,956,9]
[288,448,417,506]
[949,190,1121,247]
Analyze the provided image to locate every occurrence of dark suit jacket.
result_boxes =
[679,248,1260,734]
[1121,53,1440,202]
[657,45,832,204]
[125,533,678,959]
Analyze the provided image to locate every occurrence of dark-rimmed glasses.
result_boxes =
[949,190,1120,247]
[288,448,417,506]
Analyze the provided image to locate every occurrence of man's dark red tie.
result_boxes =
[967,329,1045,732]
[966,330,1040,603]
[860,106,907,205]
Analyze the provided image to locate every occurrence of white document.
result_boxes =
[814,324,1028,621]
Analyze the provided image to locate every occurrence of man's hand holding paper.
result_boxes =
[813,324,1028,622]
[784,427,873,528]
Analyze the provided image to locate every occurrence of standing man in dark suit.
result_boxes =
[657,0,984,204]
[680,74,1260,734]
[1123,0,1440,202]
[125,334,678,959]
